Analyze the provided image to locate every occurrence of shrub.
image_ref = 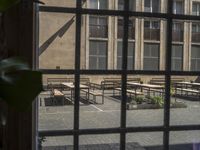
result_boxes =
[150,96,164,107]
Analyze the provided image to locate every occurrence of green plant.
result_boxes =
[170,86,175,96]
[0,57,43,111]
[134,96,144,104]
[0,0,43,111]
[150,96,164,107]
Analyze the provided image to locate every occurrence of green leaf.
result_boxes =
[0,0,20,12]
[0,57,29,72]
[0,57,43,111]
[0,70,43,111]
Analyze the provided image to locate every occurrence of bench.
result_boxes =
[81,89,104,104]
[51,89,65,105]
[149,77,185,86]
[114,88,143,98]
[47,77,90,91]
[101,78,141,95]
[175,88,200,96]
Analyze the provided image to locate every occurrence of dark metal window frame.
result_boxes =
[38,0,200,150]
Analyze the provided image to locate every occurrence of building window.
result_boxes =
[117,41,135,70]
[173,0,184,14]
[172,44,183,71]
[89,0,107,9]
[118,0,135,11]
[89,41,107,69]
[144,20,160,41]
[144,0,160,13]
[143,43,159,70]
[192,23,200,43]
[191,45,200,71]
[172,22,184,42]
[89,16,108,38]
[192,2,200,16]
[117,18,135,39]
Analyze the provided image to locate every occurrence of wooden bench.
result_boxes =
[47,77,90,91]
[51,89,65,105]
[100,78,141,95]
[149,77,185,86]
[175,88,200,96]
[114,88,143,98]
[81,90,104,104]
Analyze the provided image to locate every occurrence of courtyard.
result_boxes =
[38,91,200,150]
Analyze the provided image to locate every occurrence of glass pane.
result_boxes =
[79,75,121,129]
[170,131,200,150]
[126,132,163,149]
[39,12,75,70]
[152,0,160,12]
[41,0,76,7]
[98,57,107,69]
[191,45,200,58]
[170,76,200,125]
[143,58,159,70]
[117,18,135,39]
[39,75,75,131]
[144,0,151,12]
[126,75,164,127]
[89,41,98,55]
[173,0,184,14]
[89,16,108,38]
[89,0,108,9]
[79,134,120,149]
[39,136,73,149]
[89,0,98,9]
[89,56,97,69]
[118,0,135,11]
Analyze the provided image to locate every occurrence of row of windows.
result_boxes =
[89,17,200,43]
[88,0,200,16]
[89,41,200,71]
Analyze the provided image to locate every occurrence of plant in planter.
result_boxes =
[150,96,164,108]
[134,96,144,104]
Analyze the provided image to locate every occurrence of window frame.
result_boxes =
[192,2,200,16]
[144,0,160,13]
[171,44,183,71]
[173,0,184,15]
[37,0,200,150]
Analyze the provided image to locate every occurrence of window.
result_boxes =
[144,20,160,41]
[171,44,183,71]
[192,23,200,43]
[173,0,184,14]
[118,0,135,11]
[89,0,107,9]
[89,41,107,69]
[192,2,200,16]
[191,45,200,71]
[172,22,184,42]
[38,0,200,150]
[143,43,159,70]
[117,41,135,70]
[89,16,108,38]
[144,0,160,13]
[117,18,135,39]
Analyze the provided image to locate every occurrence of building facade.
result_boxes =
[39,0,200,71]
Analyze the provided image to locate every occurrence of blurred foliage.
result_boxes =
[0,57,43,111]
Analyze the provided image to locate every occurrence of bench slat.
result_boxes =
[53,89,64,96]
[176,88,200,93]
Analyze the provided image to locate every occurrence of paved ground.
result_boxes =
[38,91,200,150]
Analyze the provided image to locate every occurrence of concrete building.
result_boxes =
[39,0,200,72]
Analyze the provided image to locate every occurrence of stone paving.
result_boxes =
[38,91,200,150]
